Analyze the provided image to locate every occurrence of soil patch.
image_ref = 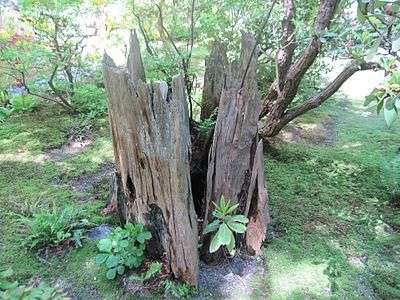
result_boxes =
[196,255,267,300]
[274,115,337,146]
[46,137,93,162]
[70,164,114,193]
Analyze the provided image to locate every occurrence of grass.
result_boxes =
[0,104,120,298]
[0,94,399,299]
[264,96,400,299]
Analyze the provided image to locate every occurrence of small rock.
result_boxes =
[88,224,112,240]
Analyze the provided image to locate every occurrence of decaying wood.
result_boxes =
[103,31,198,285]
[200,42,228,120]
[204,33,269,255]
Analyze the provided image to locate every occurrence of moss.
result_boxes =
[263,96,400,299]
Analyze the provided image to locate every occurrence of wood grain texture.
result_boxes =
[204,33,269,254]
[103,32,198,284]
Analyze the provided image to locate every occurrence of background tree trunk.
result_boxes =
[200,42,228,120]
[203,33,270,256]
[102,32,199,285]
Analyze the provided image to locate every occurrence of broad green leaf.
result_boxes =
[227,221,247,233]
[95,254,108,264]
[98,238,112,252]
[106,255,119,268]
[209,234,223,253]
[216,223,232,245]
[229,215,249,224]
[384,106,398,127]
[226,233,235,255]
[203,219,221,234]
[106,268,117,280]
[137,231,152,244]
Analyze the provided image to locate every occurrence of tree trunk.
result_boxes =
[200,42,228,120]
[203,33,270,256]
[102,32,199,285]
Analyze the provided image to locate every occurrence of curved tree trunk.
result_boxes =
[103,32,198,285]
[203,33,270,256]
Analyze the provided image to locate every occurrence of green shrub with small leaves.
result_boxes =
[71,84,107,119]
[203,195,248,255]
[95,223,152,280]
[10,94,37,113]
[164,280,196,299]
[14,205,90,250]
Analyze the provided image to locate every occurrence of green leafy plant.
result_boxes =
[129,262,162,282]
[164,280,196,299]
[14,205,90,250]
[95,223,152,280]
[365,59,399,127]
[0,268,67,299]
[71,84,107,118]
[10,94,37,113]
[203,195,248,255]
[198,108,218,136]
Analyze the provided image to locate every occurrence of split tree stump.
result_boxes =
[102,32,198,285]
[204,33,270,255]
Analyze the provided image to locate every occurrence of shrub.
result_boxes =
[95,223,152,280]
[14,205,90,250]
[71,84,107,118]
[10,94,37,113]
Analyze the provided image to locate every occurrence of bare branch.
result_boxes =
[271,61,378,133]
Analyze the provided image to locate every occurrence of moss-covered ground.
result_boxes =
[0,94,399,299]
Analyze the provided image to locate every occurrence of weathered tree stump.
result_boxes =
[103,32,198,285]
[200,42,228,120]
[203,33,270,255]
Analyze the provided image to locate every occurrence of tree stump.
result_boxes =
[204,33,270,255]
[102,32,199,285]
[200,42,228,120]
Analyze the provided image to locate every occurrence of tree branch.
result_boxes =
[280,61,377,128]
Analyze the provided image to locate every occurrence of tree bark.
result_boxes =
[203,33,270,255]
[102,32,198,285]
[200,42,228,120]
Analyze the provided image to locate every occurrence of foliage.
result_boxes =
[0,0,99,110]
[129,262,162,282]
[9,95,37,113]
[203,195,248,255]
[164,280,196,299]
[198,108,218,135]
[13,205,90,250]
[0,94,37,122]
[71,84,107,118]
[95,223,152,280]
[365,59,400,126]
[0,268,67,299]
